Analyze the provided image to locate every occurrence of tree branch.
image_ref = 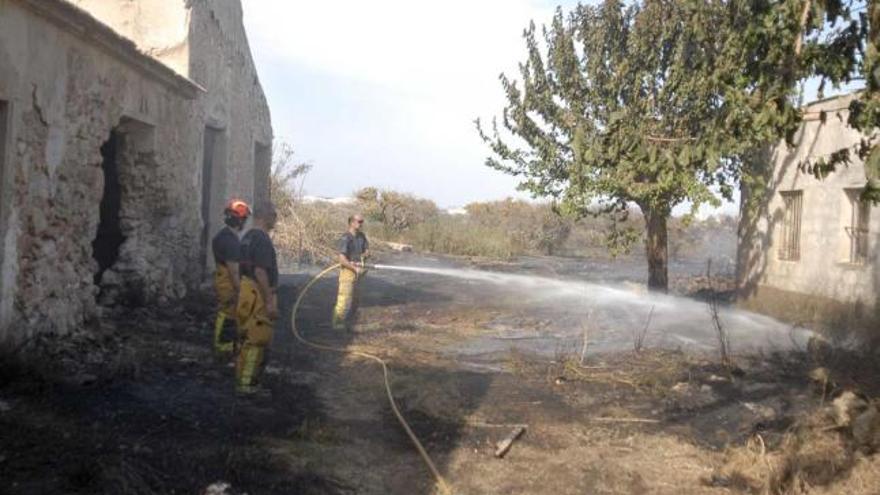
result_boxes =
[645,135,697,143]
[794,0,812,56]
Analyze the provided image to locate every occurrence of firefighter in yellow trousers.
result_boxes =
[211,199,251,354]
[236,202,279,394]
[332,214,370,331]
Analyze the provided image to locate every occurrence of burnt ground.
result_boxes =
[1,254,879,494]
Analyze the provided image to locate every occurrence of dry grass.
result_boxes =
[715,400,880,494]
[811,454,880,494]
[524,347,695,393]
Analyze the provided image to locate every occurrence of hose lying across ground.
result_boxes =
[289,264,454,495]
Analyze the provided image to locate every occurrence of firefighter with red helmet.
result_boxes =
[211,199,251,355]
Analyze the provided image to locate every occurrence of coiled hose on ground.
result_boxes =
[289,264,454,495]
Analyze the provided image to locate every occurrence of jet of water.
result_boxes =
[371,263,811,354]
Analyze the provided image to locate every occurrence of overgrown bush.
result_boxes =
[355,187,440,237]
[269,142,340,263]
[269,147,736,263]
[406,216,514,258]
[466,199,571,255]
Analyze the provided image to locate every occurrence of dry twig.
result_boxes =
[633,305,654,354]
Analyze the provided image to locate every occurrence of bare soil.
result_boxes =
[1,254,877,494]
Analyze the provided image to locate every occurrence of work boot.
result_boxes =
[331,315,346,331]
[235,383,271,398]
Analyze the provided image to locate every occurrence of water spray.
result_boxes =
[290,260,807,492]
[359,262,810,354]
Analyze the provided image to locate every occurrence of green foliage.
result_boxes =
[476,0,781,288]
[848,1,880,202]
[760,0,880,202]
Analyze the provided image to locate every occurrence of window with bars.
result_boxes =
[778,190,803,261]
[845,189,871,264]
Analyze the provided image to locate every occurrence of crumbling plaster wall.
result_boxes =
[98,117,202,308]
[0,0,203,341]
[69,0,190,75]
[188,0,273,211]
[70,0,274,264]
[70,0,274,210]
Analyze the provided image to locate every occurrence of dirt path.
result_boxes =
[1,255,876,494]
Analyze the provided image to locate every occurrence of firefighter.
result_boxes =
[332,214,370,331]
[236,201,279,394]
[211,199,250,355]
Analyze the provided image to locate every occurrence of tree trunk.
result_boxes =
[643,207,669,292]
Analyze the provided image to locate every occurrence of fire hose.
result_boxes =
[289,263,454,495]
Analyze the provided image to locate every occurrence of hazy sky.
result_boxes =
[242,1,853,215]
[243,0,580,208]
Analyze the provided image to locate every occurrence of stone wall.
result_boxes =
[0,0,204,342]
[71,0,274,267]
[737,94,880,337]
[0,0,274,344]
[97,118,201,307]
[187,0,273,256]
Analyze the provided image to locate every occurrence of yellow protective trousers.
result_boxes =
[213,264,237,353]
[235,276,275,391]
[332,267,360,330]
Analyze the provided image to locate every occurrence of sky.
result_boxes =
[242,0,579,208]
[241,1,857,215]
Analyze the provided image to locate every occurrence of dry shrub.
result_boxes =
[356,187,440,235]
[466,198,571,255]
[406,216,515,258]
[273,201,342,264]
[269,142,342,263]
[268,142,737,262]
[715,408,863,494]
[812,454,880,494]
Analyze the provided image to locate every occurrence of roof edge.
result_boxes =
[802,90,864,110]
[14,0,205,98]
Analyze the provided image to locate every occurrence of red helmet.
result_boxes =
[225,199,251,219]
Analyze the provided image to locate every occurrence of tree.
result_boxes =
[270,140,312,211]
[478,0,764,291]
[789,0,876,202]
[355,187,440,235]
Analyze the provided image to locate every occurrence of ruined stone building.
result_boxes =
[737,94,879,337]
[0,0,273,343]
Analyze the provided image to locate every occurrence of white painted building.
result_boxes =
[737,94,879,337]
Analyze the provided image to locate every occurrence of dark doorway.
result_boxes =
[200,126,224,273]
[254,141,271,204]
[92,130,125,285]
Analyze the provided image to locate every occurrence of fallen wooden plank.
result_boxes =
[494,426,527,458]
[587,417,660,424]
